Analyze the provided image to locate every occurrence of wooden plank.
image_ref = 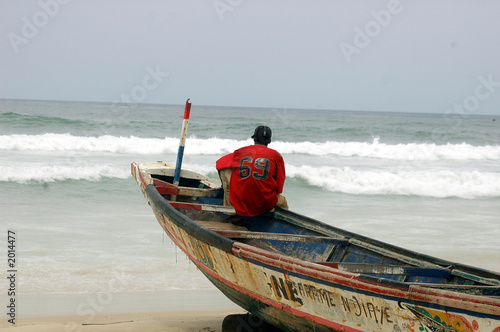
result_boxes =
[417,284,500,297]
[316,262,451,277]
[154,179,220,198]
[214,230,349,245]
[451,269,500,286]
[408,285,500,315]
[196,220,249,232]
[168,200,236,214]
[348,238,445,269]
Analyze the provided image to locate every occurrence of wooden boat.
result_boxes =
[131,161,500,331]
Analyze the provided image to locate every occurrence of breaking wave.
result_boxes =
[3,162,499,199]
[1,133,499,160]
[287,165,500,199]
[0,165,130,184]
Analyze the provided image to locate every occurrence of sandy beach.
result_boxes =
[0,310,248,332]
[1,290,245,332]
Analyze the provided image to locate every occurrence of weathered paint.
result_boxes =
[173,99,191,187]
[404,305,481,332]
[131,161,500,332]
[167,200,235,214]
[155,207,499,331]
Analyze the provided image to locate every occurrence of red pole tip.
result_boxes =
[184,98,191,119]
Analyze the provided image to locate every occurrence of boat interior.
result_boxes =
[150,173,500,296]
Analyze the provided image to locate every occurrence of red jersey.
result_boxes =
[229,144,286,217]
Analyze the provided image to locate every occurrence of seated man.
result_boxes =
[219,125,288,217]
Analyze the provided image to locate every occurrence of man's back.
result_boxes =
[229,144,285,217]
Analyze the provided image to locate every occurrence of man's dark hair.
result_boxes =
[252,126,272,145]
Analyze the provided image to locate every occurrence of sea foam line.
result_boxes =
[287,165,500,199]
[3,161,499,199]
[0,165,130,184]
[1,133,499,161]
[0,133,244,155]
[0,163,215,185]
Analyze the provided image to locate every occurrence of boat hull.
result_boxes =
[133,162,500,332]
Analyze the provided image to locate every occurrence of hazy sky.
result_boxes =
[1,0,500,115]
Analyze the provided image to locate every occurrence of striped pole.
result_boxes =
[173,98,191,188]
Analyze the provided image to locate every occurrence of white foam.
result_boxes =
[287,165,500,198]
[0,165,130,183]
[1,133,499,160]
[272,140,500,161]
[5,161,498,199]
[0,161,217,184]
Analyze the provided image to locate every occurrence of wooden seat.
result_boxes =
[195,220,248,232]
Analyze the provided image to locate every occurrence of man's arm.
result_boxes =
[216,153,234,171]
[275,153,286,194]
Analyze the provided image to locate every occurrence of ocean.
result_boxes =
[1,99,499,314]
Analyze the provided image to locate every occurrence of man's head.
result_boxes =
[252,125,272,146]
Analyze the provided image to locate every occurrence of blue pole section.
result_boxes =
[173,99,191,187]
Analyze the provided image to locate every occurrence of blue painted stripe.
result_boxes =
[174,145,185,184]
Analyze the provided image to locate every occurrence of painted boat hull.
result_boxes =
[132,162,500,332]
